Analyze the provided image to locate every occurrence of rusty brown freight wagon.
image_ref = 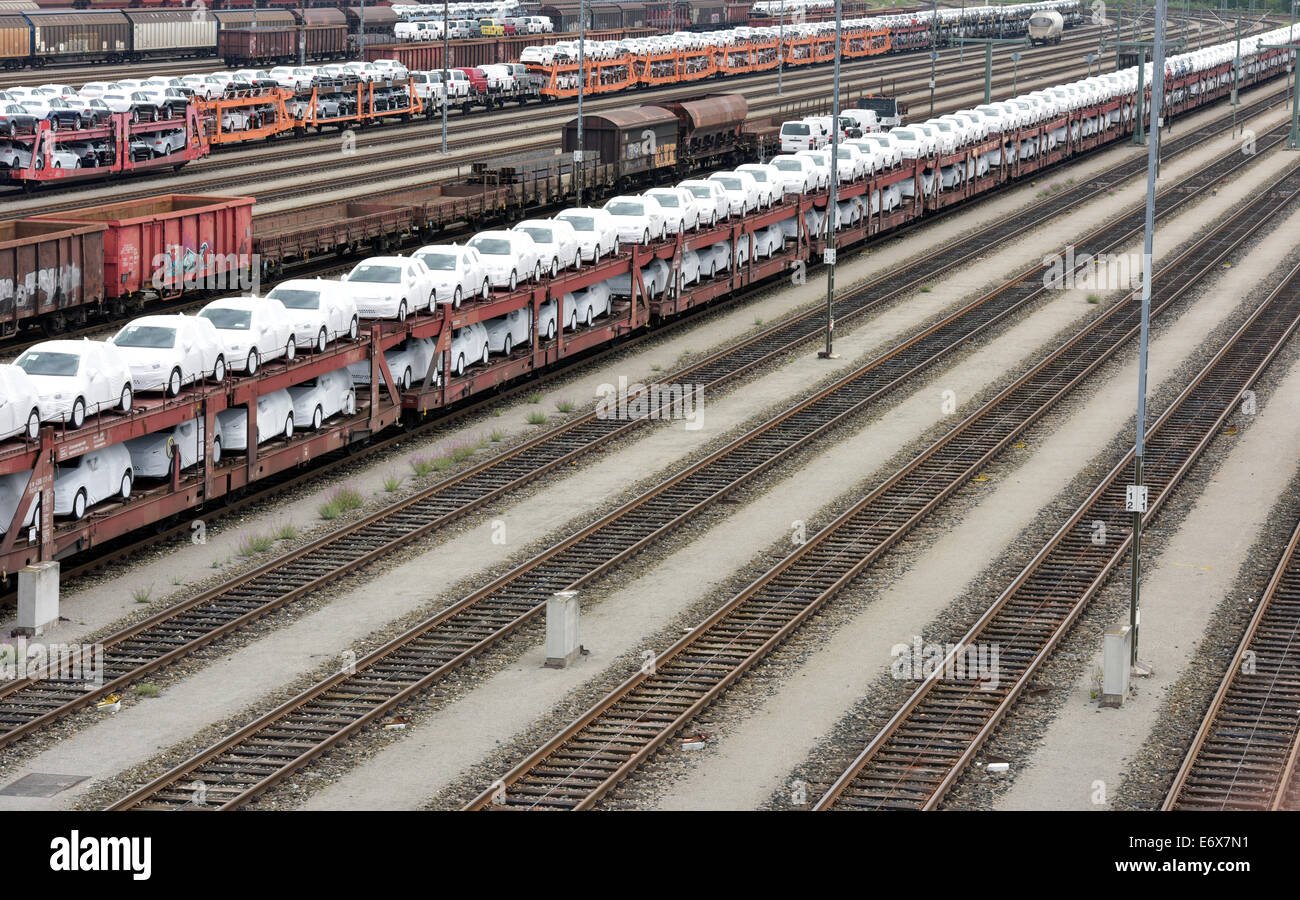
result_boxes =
[0,220,106,337]
[0,13,27,68]
[563,107,678,182]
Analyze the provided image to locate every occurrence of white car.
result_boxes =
[0,364,42,441]
[513,219,583,274]
[796,148,852,184]
[911,122,955,155]
[348,337,440,390]
[54,443,133,520]
[0,472,38,535]
[558,283,612,328]
[753,225,785,258]
[779,119,821,152]
[467,231,543,290]
[289,368,357,431]
[411,244,490,309]
[198,297,297,375]
[108,315,226,396]
[735,164,782,208]
[264,279,361,351]
[341,256,436,321]
[14,339,134,430]
[268,66,317,90]
[832,143,870,178]
[449,322,491,377]
[125,417,217,478]
[554,207,620,263]
[217,389,296,451]
[485,308,531,356]
[883,126,932,160]
[643,187,702,233]
[853,132,904,169]
[707,171,761,216]
[603,195,668,245]
[677,179,730,224]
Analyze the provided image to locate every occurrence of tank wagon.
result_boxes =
[1028,9,1064,45]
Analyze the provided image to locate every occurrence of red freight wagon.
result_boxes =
[0,219,106,337]
[33,194,255,302]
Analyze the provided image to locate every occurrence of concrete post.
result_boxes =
[1101,623,1133,707]
[544,590,582,668]
[15,561,59,637]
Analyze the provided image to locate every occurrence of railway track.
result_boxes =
[816,251,1300,812]
[99,109,1296,810]
[1162,515,1300,810]
[0,18,1233,218]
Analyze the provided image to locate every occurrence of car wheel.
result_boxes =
[503,334,513,355]
[573,252,581,269]
[584,307,594,327]
[613,239,621,255]
[312,405,323,430]
[119,384,133,413]
[568,311,577,331]
[120,470,132,500]
[546,319,556,341]
[481,278,490,300]
[68,397,86,430]
[550,257,559,278]
[453,286,462,309]
[349,316,359,340]
[247,349,259,375]
[507,270,516,292]
[316,327,328,352]
[167,368,182,397]
[481,344,489,366]
[212,437,222,465]
[213,356,226,382]
[533,261,542,282]
[283,414,294,441]
[642,228,650,246]
[285,339,296,362]
[72,488,87,521]
[397,300,408,322]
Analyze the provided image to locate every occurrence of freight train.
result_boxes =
[0,22,1292,573]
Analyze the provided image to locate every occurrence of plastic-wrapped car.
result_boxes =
[14,339,134,430]
[108,314,227,396]
[289,368,357,431]
[0,364,42,441]
[54,443,133,520]
[217,389,295,452]
[265,280,361,351]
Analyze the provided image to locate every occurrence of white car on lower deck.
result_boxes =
[217,389,296,451]
[54,443,133,520]
[289,368,357,431]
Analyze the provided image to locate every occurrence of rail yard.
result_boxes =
[0,0,1296,883]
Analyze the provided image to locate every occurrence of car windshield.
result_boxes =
[743,169,769,181]
[200,308,252,330]
[349,265,401,283]
[684,185,709,198]
[16,351,79,376]
[560,215,593,231]
[267,288,321,309]
[836,149,853,159]
[416,252,457,270]
[649,193,678,207]
[773,159,801,171]
[713,177,741,190]
[893,130,916,140]
[605,202,643,216]
[518,227,552,243]
[470,238,511,255]
[113,325,176,348]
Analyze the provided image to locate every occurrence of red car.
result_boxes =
[455,67,489,95]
